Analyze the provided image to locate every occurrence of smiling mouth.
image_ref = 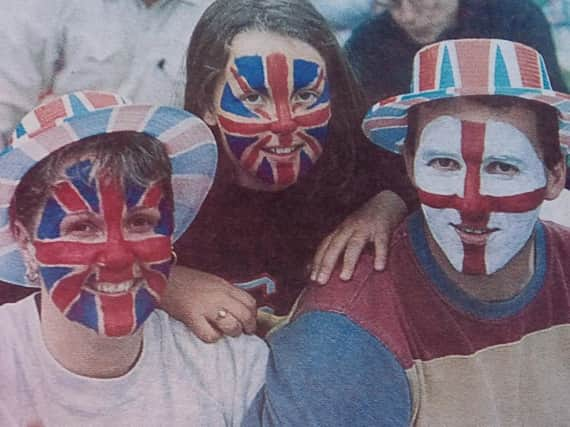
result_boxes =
[262,144,303,156]
[452,224,499,245]
[85,276,144,295]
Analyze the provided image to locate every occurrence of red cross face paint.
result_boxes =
[31,159,173,337]
[414,115,547,275]
[212,31,331,190]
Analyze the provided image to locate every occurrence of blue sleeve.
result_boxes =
[243,311,412,427]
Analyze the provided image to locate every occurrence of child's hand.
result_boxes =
[310,190,407,284]
[161,265,257,342]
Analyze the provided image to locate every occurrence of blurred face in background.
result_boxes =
[377,0,459,44]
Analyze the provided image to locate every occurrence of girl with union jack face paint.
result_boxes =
[166,0,414,340]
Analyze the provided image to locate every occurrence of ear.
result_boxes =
[544,158,567,201]
[402,146,416,187]
[12,220,38,270]
[12,220,31,250]
[202,108,218,127]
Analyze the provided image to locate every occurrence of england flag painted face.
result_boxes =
[414,115,547,275]
[31,159,173,337]
[213,32,331,189]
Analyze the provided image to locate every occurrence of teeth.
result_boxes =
[93,280,136,294]
[462,227,485,234]
[267,146,297,155]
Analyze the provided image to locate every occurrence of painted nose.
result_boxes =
[460,179,489,222]
[96,239,137,281]
[270,105,297,135]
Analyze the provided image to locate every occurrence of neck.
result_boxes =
[39,290,143,379]
[425,227,536,302]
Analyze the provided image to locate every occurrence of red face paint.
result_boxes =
[414,116,547,275]
[216,52,331,188]
[33,159,173,336]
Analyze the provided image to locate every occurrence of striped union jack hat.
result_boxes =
[362,39,570,157]
[0,91,217,286]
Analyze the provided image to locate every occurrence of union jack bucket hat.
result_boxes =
[362,38,570,157]
[0,91,217,286]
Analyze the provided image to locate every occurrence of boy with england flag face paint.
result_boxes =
[0,91,268,426]
[411,100,550,275]
[246,39,570,427]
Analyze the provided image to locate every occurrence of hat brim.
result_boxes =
[363,86,570,156]
[0,104,217,287]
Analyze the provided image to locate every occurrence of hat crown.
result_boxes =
[410,39,552,95]
[12,91,127,144]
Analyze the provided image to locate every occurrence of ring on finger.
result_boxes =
[216,308,229,320]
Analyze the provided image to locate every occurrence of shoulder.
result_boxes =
[295,221,411,319]
[542,220,570,256]
[472,0,544,21]
[0,296,38,379]
[148,310,268,386]
[0,294,36,331]
[346,12,395,51]
[294,253,378,317]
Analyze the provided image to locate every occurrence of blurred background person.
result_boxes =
[345,0,568,106]
[0,0,213,146]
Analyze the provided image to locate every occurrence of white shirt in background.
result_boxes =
[0,0,213,145]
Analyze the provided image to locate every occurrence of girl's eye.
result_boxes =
[294,91,318,104]
[427,158,460,171]
[486,161,519,176]
[242,93,263,104]
[60,215,102,238]
[126,211,160,234]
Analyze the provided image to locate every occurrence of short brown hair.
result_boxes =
[11,131,173,233]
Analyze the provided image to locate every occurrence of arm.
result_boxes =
[310,190,407,284]
[161,265,257,342]
[243,311,412,427]
[0,0,61,146]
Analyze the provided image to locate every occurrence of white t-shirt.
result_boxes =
[0,295,268,427]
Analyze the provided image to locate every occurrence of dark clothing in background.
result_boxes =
[345,0,568,106]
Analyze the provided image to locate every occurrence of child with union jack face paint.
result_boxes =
[244,39,570,426]
[0,92,268,425]
[164,0,416,340]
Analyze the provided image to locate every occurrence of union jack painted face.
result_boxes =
[214,34,331,189]
[31,159,173,337]
[414,115,546,275]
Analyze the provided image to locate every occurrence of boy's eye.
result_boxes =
[485,161,519,176]
[126,210,160,234]
[60,214,102,239]
[242,93,263,104]
[427,158,461,171]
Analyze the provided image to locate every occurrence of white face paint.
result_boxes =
[414,115,547,275]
